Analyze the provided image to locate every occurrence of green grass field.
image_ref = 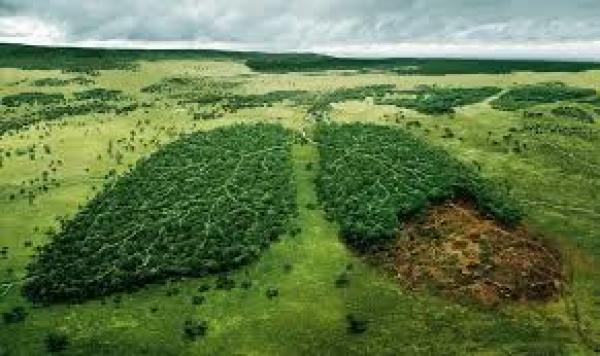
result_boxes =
[1,46,600,355]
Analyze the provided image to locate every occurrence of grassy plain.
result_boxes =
[1,55,600,355]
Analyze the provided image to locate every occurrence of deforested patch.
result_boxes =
[387,200,563,305]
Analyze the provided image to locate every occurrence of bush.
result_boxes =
[191,295,205,305]
[73,88,123,101]
[550,106,595,123]
[45,331,69,353]
[2,306,27,324]
[266,287,279,299]
[215,275,236,291]
[183,319,208,340]
[346,314,368,334]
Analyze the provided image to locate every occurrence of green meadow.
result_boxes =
[1,44,599,355]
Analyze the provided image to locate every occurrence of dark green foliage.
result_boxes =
[1,92,65,107]
[215,275,236,291]
[315,123,522,250]
[574,95,600,107]
[45,331,69,353]
[197,284,211,293]
[376,86,501,115]
[0,43,259,72]
[240,280,252,289]
[31,77,94,87]
[31,78,71,87]
[0,87,137,135]
[144,76,311,111]
[187,85,394,115]
[23,124,296,303]
[3,43,600,75]
[165,288,180,297]
[183,319,208,340]
[334,272,350,288]
[141,77,198,94]
[0,246,8,259]
[441,127,455,138]
[0,101,138,135]
[307,85,397,116]
[245,54,600,74]
[198,283,210,293]
[346,314,368,334]
[220,90,314,111]
[35,101,137,120]
[0,44,136,73]
[74,88,123,101]
[551,106,595,123]
[191,295,205,305]
[522,121,598,141]
[141,76,239,102]
[2,306,27,324]
[491,82,598,111]
[266,287,279,299]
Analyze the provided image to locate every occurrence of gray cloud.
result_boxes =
[1,0,600,58]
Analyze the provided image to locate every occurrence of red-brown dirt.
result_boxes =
[387,201,563,306]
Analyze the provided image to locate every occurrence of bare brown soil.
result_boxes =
[387,201,563,306]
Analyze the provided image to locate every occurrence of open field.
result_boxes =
[1,44,600,355]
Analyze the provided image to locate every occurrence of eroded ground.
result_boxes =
[389,200,563,306]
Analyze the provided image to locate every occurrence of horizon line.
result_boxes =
[3,39,600,62]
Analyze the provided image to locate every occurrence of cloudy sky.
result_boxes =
[1,0,600,59]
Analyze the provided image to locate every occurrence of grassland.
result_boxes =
[1,45,600,355]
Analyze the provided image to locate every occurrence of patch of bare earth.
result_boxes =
[387,201,563,306]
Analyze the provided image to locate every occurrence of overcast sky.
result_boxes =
[2,0,600,59]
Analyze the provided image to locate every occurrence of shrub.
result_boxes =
[45,331,69,353]
[215,275,236,291]
[191,295,205,305]
[73,88,123,101]
[183,319,208,340]
[266,287,279,299]
[2,306,27,324]
[551,106,595,123]
[346,314,368,334]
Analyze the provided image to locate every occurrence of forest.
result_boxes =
[491,82,599,111]
[31,77,94,87]
[375,86,501,115]
[23,124,296,303]
[1,92,66,107]
[0,88,138,134]
[245,55,600,74]
[315,123,522,250]
[4,43,600,75]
